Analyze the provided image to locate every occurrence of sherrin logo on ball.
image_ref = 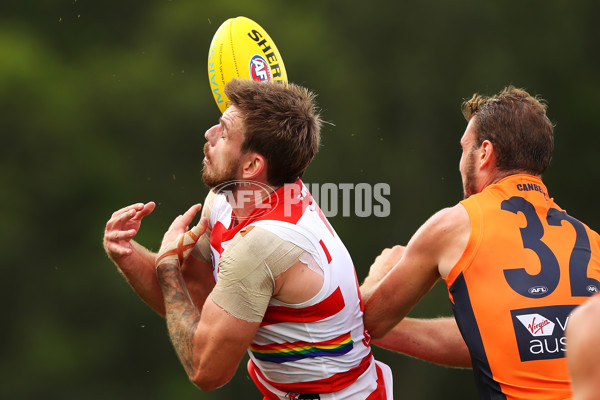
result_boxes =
[207,16,288,113]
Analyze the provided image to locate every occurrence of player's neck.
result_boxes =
[227,182,279,219]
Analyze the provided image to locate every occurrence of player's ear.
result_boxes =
[241,152,266,180]
[479,140,496,170]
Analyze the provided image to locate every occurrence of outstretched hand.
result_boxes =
[156,204,209,269]
[104,202,156,260]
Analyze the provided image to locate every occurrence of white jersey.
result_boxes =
[207,180,392,399]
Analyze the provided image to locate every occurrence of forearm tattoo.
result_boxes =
[156,262,201,377]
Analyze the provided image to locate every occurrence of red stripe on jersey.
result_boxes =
[247,359,280,400]
[314,201,334,236]
[260,287,345,326]
[210,221,227,254]
[366,363,387,400]
[249,352,374,394]
[319,240,332,264]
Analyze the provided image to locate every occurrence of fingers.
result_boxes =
[107,228,137,242]
[190,217,209,238]
[370,245,406,278]
[133,201,156,221]
[107,203,148,228]
[380,245,405,260]
[113,208,137,227]
[105,207,136,239]
[103,227,137,258]
[166,203,203,233]
[181,217,208,247]
[165,214,185,234]
[105,202,154,259]
[105,240,133,257]
[111,203,145,219]
[180,203,203,227]
[157,229,199,268]
[157,205,207,268]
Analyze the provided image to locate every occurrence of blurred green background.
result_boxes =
[2,0,599,398]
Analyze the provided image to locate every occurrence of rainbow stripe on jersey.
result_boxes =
[249,332,354,364]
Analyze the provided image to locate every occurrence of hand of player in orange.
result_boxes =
[103,202,156,260]
[156,204,209,269]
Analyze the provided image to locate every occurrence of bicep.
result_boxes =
[363,248,439,338]
[376,244,440,319]
[192,298,260,388]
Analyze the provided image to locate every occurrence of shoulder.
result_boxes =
[203,189,218,210]
[236,226,286,253]
[202,189,222,219]
[411,204,470,249]
[431,204,469,225]
[221,226,302,272]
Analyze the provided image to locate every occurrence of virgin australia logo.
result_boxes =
[516,313,555,337]
[511,305,575,362]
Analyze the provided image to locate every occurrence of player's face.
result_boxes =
[202,106,245,188]
[459,119,479,199]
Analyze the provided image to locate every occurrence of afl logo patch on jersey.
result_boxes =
[249,54,272,81]
[528,286,549,295]
[586,284,598,294]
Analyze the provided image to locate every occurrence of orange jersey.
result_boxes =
[444,174,600,400]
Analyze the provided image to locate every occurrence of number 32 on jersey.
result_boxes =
[501,196,600,298]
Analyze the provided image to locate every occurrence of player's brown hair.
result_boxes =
[462,86,554,175]
[225,79,322,186]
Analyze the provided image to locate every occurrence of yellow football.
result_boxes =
[207,16,288,113]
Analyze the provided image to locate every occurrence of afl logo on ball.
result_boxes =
[249,54,272,81]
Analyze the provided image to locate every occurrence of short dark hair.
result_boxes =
[462,86,554,175]
[224,79,322,186]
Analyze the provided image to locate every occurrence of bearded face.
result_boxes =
[202,142,241,189]
[459,118,481,199]
[201,106,245,189]
[461,148,478,199]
